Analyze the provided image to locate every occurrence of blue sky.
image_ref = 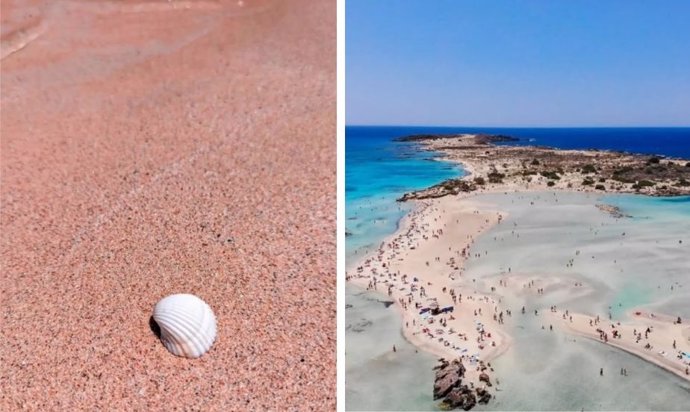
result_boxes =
[346,1,690,126]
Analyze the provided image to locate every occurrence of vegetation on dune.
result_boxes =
[632,180,655,190]
[581,164,597,174]
[487,171,505,183]
[675,178,690,187]
[396,134,690,201]
[582,177,595,186]
[540,170,561,180]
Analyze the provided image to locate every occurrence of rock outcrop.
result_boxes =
[444,387,476,411]
[433,358,490,410]
[595,204,631,219]
[394,133,690,199]
[398,179,476,201]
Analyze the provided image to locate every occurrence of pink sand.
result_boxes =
[1,0,335,409]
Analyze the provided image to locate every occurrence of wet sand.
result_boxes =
[1,0,335,410]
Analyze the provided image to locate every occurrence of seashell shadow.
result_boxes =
[149,316,162,340]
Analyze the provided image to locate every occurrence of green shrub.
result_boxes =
[540,171,561,180]
[547,181,555,187]
[633,180,655,190]
[531,159,540,166]
[582,177,595,186]
[595,184,605,190]
[474,176,486,185]
[581,164,597,174]
[613,166,634,175]
[612,167,635,183]
[488,171,505,184]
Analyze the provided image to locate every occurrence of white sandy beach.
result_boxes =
[346,187,690,394]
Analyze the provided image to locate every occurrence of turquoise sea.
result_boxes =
[345,126,690,265]
[345,126,464,264]
[345,126,690,411]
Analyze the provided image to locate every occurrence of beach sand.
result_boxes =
[1,0,335,410]
[347,189,690,400]
[348,195,513,388]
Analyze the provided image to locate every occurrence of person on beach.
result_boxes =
[600,368,603,376]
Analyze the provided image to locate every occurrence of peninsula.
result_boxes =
[397,134,690,201]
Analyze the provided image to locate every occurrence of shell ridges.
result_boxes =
[152,293,217,358]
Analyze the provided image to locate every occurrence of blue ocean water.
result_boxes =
[471,127,690,158]
[345,126,690,265]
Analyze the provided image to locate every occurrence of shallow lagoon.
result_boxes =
[346,192,690,411]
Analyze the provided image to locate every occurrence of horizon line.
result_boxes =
[346,124,690,129]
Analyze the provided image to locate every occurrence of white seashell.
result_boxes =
[152,294,217,358]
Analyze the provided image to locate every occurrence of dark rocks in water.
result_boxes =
[434,359,463,382]
[433,358,450,370]
[475,387,492,404]
[434,373,461,400]
[433,359,465,399]
[595,204,632,219]
[348,319,373,333]
[478,372,492,387]
[345,230,353,237]
[444,387,477,411]
[378,299,395,308]
[433,358,489,410]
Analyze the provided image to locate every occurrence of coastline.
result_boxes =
[556,309,690,382]
[347,193,513,389]
[399,134,690,201]
[346,134,690,408]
